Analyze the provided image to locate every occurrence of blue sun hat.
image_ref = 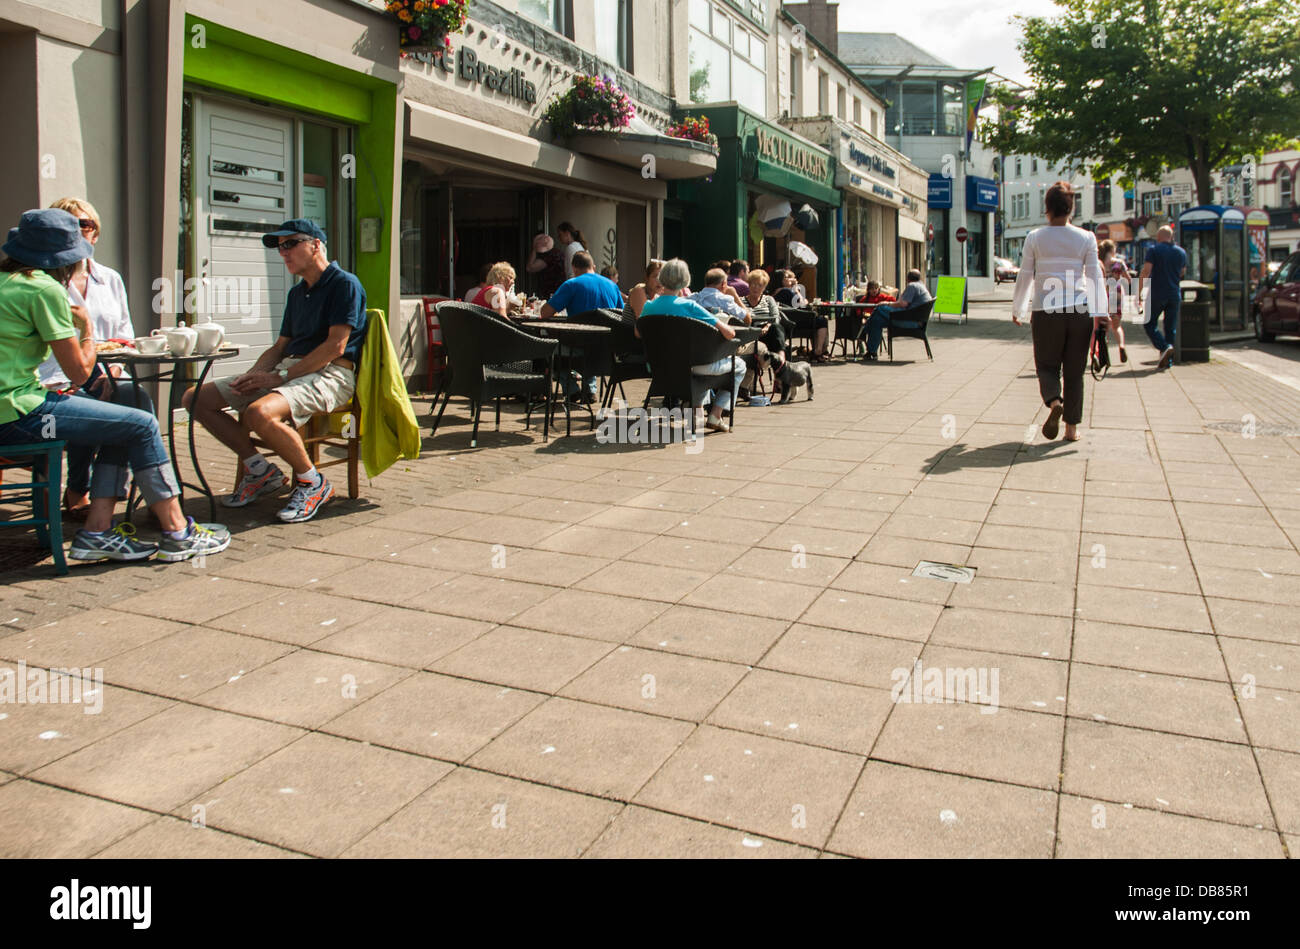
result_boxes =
[2,208,94,269]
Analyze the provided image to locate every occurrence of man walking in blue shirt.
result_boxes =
[542,250,624,402]
[1139,226,1187,370]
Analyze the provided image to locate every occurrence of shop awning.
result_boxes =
[404,100,666,201]
[899,216,925,242]
[568,129,718,180]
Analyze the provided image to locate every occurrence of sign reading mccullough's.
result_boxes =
[753,127,829,180]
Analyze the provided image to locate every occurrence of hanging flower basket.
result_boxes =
[666,115,719,150]
[386,0,468,55]
[542,74,636,142]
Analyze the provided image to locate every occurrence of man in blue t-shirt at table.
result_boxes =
[1139,226,1187,371]
[184,218,368,524]
[541,250,624,403]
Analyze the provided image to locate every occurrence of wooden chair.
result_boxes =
[236,395,361,499]
[0,441,68,575]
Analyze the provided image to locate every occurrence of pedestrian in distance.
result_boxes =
[1138,225,1187,370]
[1096,239,1129,364]
[1010,181,1108,443]
[556,221,587,279]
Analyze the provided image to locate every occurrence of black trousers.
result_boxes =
[1030,310,1092,425]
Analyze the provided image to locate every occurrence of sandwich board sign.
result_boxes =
[933,275,967,324]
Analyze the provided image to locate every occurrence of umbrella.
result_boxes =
[788,240,818,266]
[793,204,820,231]
[754,194,792,229]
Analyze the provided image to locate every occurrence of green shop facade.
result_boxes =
[125,0,402,376]
[668,106,839,299]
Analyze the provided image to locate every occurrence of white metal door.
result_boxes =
[194,98,294,375]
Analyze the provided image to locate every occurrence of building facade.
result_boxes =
[4,0,403,376]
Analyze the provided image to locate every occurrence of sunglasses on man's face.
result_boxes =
[276,237,313,252]
[78,219,97,232]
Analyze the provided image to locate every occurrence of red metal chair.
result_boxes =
[421,296,451,392]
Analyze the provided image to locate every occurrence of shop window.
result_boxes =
[928,208,949,274]
[789,50,802,116]
[688,0,765,113]
[519,0,569,37]
[1094,177,1111,214]
[966,212,987,276]
[594,0,630,71]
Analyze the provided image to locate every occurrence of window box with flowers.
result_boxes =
[541,74,636,143]
[665,115,719,152]
[385,0,469,55]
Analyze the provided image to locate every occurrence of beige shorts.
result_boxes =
[214,358,355,429]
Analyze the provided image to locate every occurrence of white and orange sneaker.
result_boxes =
[222,463,290,507]
[277,475,334,523]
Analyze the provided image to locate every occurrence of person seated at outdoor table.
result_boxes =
[35,197,154,521]
[462,263,491,303]
[690,268,750,323]
[525,235,565,299]
[0,208,229,563]
[864,268,933,360]
[772,268,828,362]
[600,265,627,302]
[184,218,368,524]
[857,279,896,305]
[541,251,624,404]
[727,260,750,298]
[737,268,787,399]
[638,258,744,433]
[469,262,519,319]
[625,259,664,319]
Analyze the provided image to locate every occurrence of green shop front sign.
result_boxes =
[741,117,838,206]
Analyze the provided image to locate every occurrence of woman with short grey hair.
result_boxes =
[638,258,744,433]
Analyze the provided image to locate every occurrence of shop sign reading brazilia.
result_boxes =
[754,127,829,181]
[423,47,538,104]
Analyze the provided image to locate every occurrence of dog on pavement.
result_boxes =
[761,350,814,403]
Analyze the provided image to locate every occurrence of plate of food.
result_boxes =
[95,338,137,355]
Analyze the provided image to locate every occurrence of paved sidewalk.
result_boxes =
[1,301,1296,858]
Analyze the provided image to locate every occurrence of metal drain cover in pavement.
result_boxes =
[913,561,976,583]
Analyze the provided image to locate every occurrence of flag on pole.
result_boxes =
[965,78,986,154]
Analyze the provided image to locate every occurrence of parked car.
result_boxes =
[994,257,1019,284]
[1253,251,1300,342]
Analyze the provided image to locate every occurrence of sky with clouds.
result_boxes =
[837,0,1064,84]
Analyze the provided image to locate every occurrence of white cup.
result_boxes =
[136,335,167,355]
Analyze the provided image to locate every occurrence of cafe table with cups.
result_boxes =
[97,319,241,521]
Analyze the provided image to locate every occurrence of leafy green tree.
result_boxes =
[982,0,1300,204]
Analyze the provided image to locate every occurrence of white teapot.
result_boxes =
[159,321,197,357]
[194,321,225,355]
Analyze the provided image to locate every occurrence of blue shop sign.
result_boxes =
[967,176,999,212]
[928,174,953,209]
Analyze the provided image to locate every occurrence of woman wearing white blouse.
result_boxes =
[38,197,149,517]
[1010,181,1107,442]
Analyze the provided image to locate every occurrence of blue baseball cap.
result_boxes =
[2,209,94,270]
[262,218,327,248]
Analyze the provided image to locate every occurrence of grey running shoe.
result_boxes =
[69,522,158,562]
[156,518,231,563]
[222,464,289,507]
[277,476,334,523]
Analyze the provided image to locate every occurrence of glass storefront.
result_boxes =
[966,212,987,277]
[928,208,949,275]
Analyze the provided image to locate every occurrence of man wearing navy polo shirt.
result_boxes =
[541,250,623,403]
[184,219,368,523]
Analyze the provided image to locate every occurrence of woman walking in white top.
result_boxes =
[1011,181,1108,442]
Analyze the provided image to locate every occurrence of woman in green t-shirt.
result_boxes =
[0,209,229,564]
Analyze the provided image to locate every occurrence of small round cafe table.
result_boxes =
[97,346,241,523]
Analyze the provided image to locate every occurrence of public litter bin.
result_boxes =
[1178,301,1211,362]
